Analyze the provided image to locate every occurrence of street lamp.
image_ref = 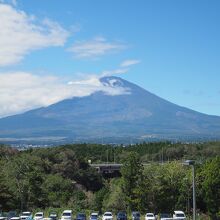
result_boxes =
[183,160,196,220]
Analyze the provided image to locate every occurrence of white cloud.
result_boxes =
[0,3,69,66]
[68,36,126,59]
[101,68,129,76]
[0,72,130,118]
[120,59,141,67]
[100,59,141,76]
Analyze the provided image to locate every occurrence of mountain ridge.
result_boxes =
[0,76,220,144]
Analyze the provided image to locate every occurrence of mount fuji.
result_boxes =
[0,76,220,144]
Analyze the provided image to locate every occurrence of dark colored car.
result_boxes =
[132,212,140,220]
[7,211,17,219]
[49,212,58,220]
[160,213,171,220]
[76,213,86,220]
[117,212,127,220]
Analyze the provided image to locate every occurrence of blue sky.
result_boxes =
[0,0,220,117]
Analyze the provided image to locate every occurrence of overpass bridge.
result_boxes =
[90,162,164,176]
[90,163,122,175]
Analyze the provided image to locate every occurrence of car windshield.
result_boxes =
[22,213,31,216]
[104,214,112,217]
[161,214,169,218]
[50,213,57,216]
[77,214,85,217]
[63,213,71,217]
[91,215,97,218]
[176,214,184,217]
[118,213,126,217]
[133,213,140,217]
[147,214,154,217]
[35,214,43,217]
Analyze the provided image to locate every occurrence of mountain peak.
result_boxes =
[100,76,128,88]
[0,76,220,144]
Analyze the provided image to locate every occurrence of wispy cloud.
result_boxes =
[0,0,17,6]
[0,3,69,66]
[120,59,141,67]
[101,68,129,76]
[101,59,141,76]
[68,36,127,59]
[0,72,130,118]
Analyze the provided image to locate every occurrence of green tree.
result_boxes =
[42,174,73,207]
[120,152,144,211]
[0,160,13,211]
[3,154,47,210]
[103,179,126,213]
[200,157,220,219]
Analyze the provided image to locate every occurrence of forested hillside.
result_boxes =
[0,142,219,219]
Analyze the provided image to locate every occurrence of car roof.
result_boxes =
[132,212,140,215]
[63,210,72,213]
[174,211,184,214]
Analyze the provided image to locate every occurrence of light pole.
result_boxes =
[183,160,196,220]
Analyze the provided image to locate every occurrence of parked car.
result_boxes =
[49,212,58,220]
[10,217,20,220]
[76,213,86,220]
[89,213,98,220]
[132,212,140,220]
[145,213,155,220]
[61,210,73,220]
[20,212,32,220]
[34,212,44,220]
[102,212,113,220]
[116,212,127,220]
[7,211,17,220]
[173,211,186,220]
[159,213,172,220]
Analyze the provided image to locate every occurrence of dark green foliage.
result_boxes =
[61,141,220,164]
[42,174,73,207]
[0,145,104,211]
[120,152,144,211]
[0,142,219,217]
[92,187,110,212]
[199,157,220,219]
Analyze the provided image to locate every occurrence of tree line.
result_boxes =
[0,142,219,219]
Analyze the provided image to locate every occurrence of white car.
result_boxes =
[11,218,20,220]
[34,212,44,220]
[145,213,155,220]
[20,212,32,220]
[102,212,113,220]
[61,210,73,220]
[90,213,99,220]
[173,211,186,220]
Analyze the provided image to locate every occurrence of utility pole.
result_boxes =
[183,160,196,220]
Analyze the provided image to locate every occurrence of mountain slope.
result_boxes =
[0,76,220,143]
